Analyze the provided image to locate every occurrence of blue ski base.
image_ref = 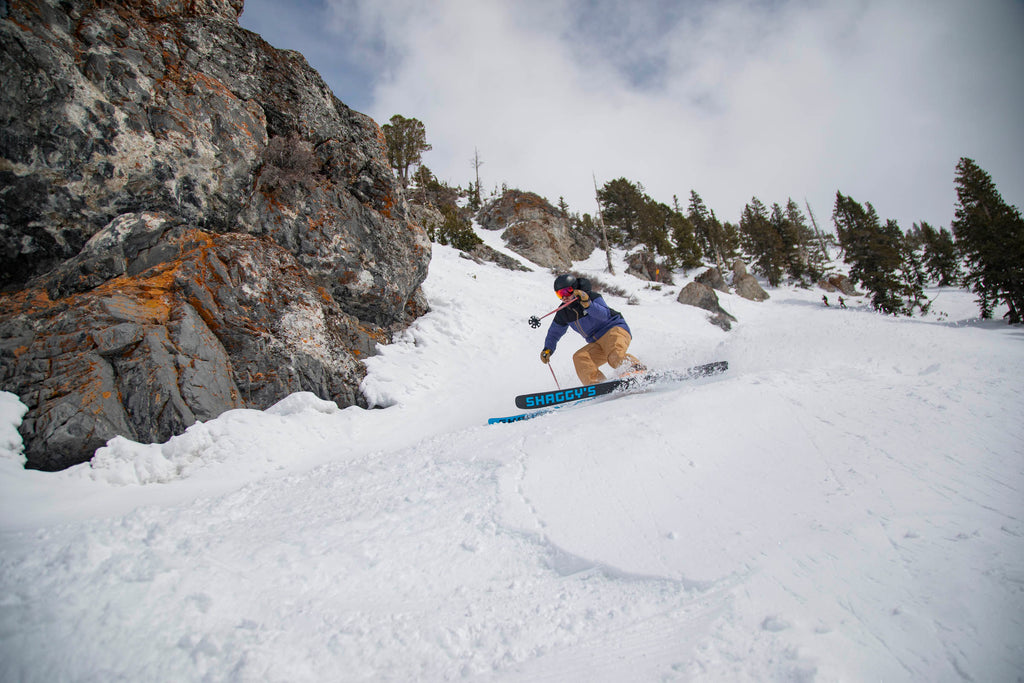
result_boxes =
[487,400,592,424]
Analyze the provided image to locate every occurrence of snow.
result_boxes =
[0,392,27,464]
[2,237,1023,682]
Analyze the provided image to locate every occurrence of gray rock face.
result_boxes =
[1,217,374,471]
[676,281,737,331]
[477,190,593,270]
[0,0,431,469]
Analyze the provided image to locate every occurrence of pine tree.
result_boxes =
[668,208,703,269]
[716,219,742,264]
[951,157,1024,323]
[557,196,570,217]
[597,178,646,246]
[433,204,482,251]
[784,199,826,283]
[918,222,961,286]
[687,191,715,261]
[740,197,785,287]
[686,191,740,268]
[382,115,432,188]
[770,202,803,282]
[833,192,925,315]
[635,200,674,258]
[410,165,434,204]
[898,231,930,315]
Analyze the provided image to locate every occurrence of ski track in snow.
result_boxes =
[1,238,1023,681]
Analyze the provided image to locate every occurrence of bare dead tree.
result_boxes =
[805,199,835,259]
[593,173,615,275]
[470,147,483,207]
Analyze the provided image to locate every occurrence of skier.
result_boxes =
[838,296,847,309]
[822,295,830,307]
[540,274,645,385]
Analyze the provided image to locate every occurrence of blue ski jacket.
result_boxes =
[544,292,630,353]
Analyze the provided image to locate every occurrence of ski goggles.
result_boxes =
[556,287,574,299]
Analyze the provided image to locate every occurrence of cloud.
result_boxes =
[240,0,391,111]
[254,0,1024,230]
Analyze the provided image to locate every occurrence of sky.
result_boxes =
[238,0,1024,232]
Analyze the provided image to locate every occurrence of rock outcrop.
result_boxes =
[0,0,431,469]
[477,190,593,270]
[464,244,532,272]
[677,281,737,331]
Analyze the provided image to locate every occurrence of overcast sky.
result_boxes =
[239,0,1024,232]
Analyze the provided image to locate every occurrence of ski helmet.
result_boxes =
[553,274,577,292]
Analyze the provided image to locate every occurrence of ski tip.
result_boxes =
[488,414,531,424]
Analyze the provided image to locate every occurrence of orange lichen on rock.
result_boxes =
[192,72,235,100]
[358,324,389,346]
[0,287,53,317]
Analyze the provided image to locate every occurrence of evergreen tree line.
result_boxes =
[594,180,831,289]
[831,158,1023,322]
[832,192,931,316]
[595,159,1023,323]
[594,178,702,270]
[585,161,1020,324]
[382,115,1023,324]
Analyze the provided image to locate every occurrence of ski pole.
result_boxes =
[548,362,561,389]
[528,296,577,328]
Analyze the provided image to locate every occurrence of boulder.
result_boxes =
[676,281,737,331]
[696,267,729,293]
[625,251,674,285]
[734,274,770,302]
[820,274,862,296]
[477,190,593,270]
[0,0,430,468]
[732,259,770,302]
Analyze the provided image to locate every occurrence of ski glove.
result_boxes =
[540,348,552,364]
[574,289,590,308]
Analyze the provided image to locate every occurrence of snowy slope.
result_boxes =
[1,238,1022,682]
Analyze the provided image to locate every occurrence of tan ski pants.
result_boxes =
[572,326,643,385]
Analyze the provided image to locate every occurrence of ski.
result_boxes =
[490,390,625,424]
[488,361,728,424]
[513,360,728,410]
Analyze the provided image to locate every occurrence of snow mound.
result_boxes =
[0,392,28,464]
